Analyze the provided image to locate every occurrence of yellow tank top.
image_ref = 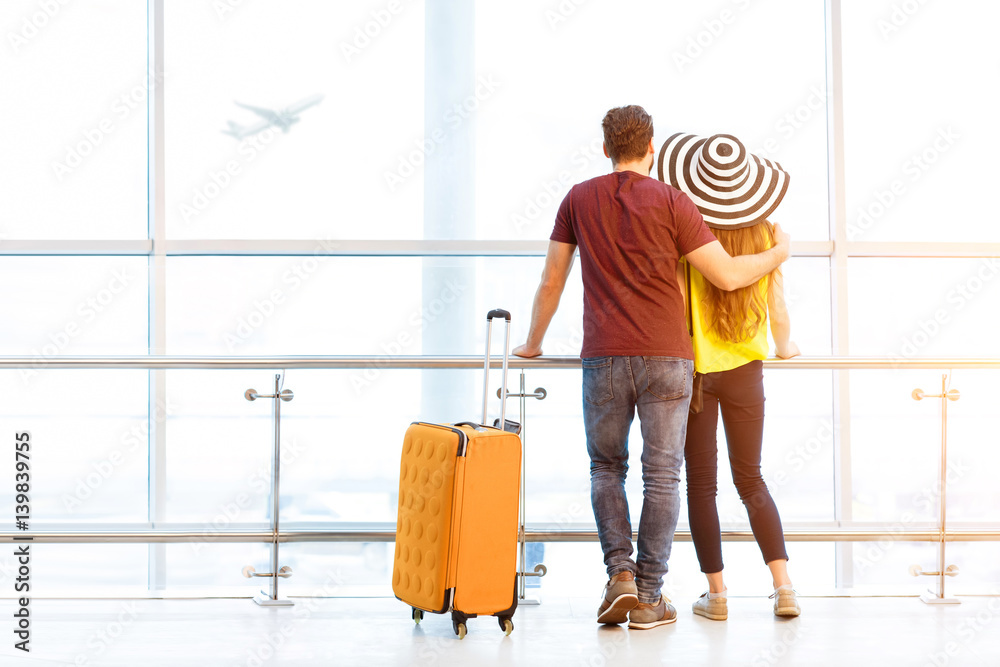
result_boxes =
[687,263,769,374]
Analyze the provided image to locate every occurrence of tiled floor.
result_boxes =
[2,595,998,666]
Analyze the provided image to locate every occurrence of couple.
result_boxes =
[512,105,801,629]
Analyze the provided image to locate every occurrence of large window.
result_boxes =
[1,0,998,597]
[163,1,425,240]
[475,0,830,242]
[0,1,148,239]
[841,1,1000,242]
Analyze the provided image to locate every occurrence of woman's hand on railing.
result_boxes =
[775,341,801,359]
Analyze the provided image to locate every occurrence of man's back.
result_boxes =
[550,170,715,359]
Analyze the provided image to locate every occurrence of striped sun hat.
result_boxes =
[657,132,790,229]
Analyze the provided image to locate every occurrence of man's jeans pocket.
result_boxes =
[583,356,614,406]
[643,356,690,401]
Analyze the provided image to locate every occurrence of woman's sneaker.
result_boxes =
[597,571,638,624]
[770,588,801,617]
[692,592,728,621]
[627,595,677,629]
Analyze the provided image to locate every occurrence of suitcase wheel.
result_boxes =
[451,610,472,639]
[498,617,514,636]
[411,608,423,625]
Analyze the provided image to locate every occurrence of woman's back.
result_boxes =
[687,220,775,374]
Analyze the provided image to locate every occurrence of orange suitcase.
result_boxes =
[392,309,522,639]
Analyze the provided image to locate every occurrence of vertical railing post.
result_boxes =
[910,373,961,604]
[243,374,295,607]
[519,370,528,603]
[502,369,547,604]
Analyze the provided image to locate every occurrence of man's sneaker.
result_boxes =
[596,570,638,624]
[627,595,677,629]
[692,592,728,621]
[771,588,801,617]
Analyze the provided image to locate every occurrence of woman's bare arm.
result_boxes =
[768,270,800,359]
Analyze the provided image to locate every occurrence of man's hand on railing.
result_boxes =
[512,344,542,358]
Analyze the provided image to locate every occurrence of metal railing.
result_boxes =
[0,355,996,604]
[2,355,1000,369]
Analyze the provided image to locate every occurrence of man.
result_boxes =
[512,105,790,629]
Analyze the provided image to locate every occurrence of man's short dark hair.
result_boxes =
[602,105,654,165]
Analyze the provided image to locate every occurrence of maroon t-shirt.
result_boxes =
[550,170,716,359]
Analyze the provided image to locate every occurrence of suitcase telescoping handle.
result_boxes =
[482,309,512,428]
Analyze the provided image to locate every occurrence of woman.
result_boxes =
[658,132,801,620]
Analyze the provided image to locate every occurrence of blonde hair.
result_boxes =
[701,220,779,343]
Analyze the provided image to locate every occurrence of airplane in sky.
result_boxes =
[222,93,324,139]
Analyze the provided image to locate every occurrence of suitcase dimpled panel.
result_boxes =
[392,424,460,612]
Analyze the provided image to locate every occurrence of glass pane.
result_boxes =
[0,370,149,523]
[851,541,1000,594]
[164,370,274,524]
[779,258,833,356]
[0,257,149,522]
[0,1,147,239]
[166,256,584,356]
[945,370,1000,525]
[164,0,424,239]
[841,0,1000,242]
[850,540,941,592]
[476,0,829,241]
[167,255,829,358]
[945,543,1000,594]
[0,544,148,593]
[849,369,945,525]
[847,258,1000,357]
[524,367,835,532]
[847,366,998,533]
[165,543,270,593]
[280,542,392,596]
[0,257,149,355]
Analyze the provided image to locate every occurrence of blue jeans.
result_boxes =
[583,355,693,604]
